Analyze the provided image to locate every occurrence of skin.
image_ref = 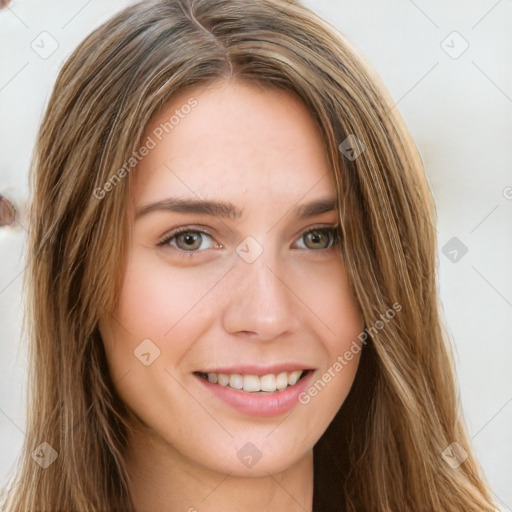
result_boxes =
[98,77,364,512]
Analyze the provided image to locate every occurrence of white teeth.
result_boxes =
[242,375,260,392]
[288,370,302,386]
[217,373,229,386]
[229,374,243,390]
[260,374,276,392]
[201,370,305,392]
[276,372,288,390]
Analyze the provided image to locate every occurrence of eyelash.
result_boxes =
[156,224,341,258]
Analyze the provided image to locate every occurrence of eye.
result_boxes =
[157,224,340,256]
[157,227,217,252]
[294,226,339,250]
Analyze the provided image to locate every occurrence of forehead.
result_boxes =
[131,78,335,206]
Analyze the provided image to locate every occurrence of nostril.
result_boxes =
[0,195,18,227]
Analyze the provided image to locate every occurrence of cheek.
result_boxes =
[114,256,224,340]
[102,255,228,382]
[295,262,363,411]
[303,351,361,424]
[293,258,363,346]
[99,257,218,426]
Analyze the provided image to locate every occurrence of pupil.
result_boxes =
[179,232,201,250]
[307,230,329,249]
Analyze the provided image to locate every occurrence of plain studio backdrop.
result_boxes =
[0,0,511,509]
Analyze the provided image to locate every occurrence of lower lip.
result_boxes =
[194,371,315,417]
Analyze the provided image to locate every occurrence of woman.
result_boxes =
[0,0,498,510]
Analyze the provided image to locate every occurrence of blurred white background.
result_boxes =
[1,0,511,509]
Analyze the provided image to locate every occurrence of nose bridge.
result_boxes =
[221,244,300,340]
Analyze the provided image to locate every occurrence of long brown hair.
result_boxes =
[1,0,498,510]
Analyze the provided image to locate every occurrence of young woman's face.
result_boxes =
[99,79,364,477]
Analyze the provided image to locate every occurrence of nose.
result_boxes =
[221,248,301,342]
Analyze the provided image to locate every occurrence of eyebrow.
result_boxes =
[135,196,337,220]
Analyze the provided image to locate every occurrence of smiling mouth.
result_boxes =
[194,370,312,394]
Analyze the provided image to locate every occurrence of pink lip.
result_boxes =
[194,370,315,417]
[197,364,313,377]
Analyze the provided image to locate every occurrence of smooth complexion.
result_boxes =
[99,78,364,512]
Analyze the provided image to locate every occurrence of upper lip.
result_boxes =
[195,364,314,376]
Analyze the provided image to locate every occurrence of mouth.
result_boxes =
[194,369,312,394]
